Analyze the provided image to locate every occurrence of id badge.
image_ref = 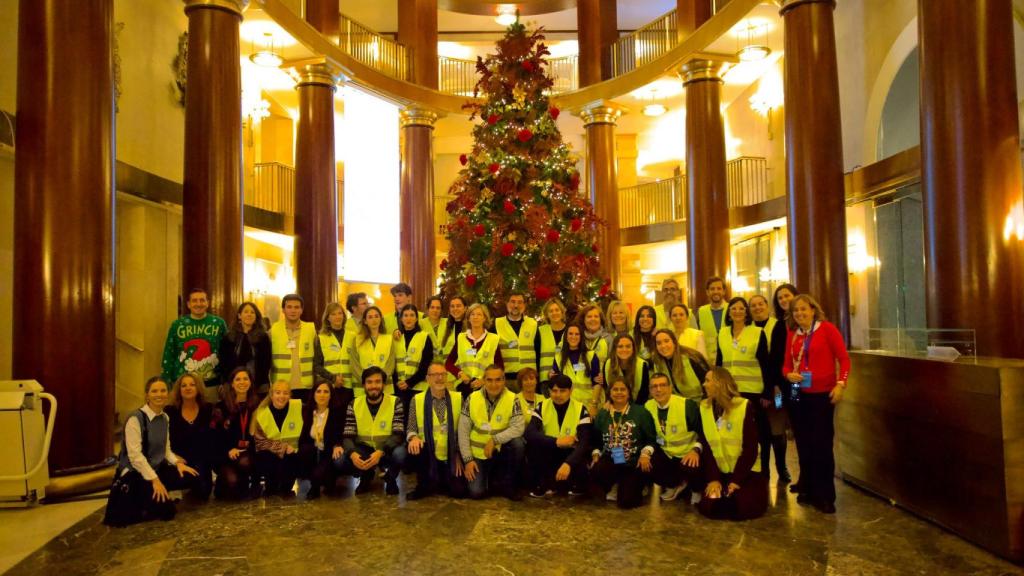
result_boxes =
[287,340,297,349]
[611,446,626,464]
[466,348,477,357]
[656,437,665,446]
[774,390,783,409]
[508,340,518,349]
[573,362,585,372]
[800,371,813,389]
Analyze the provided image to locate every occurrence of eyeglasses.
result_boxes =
[427,372,447,378]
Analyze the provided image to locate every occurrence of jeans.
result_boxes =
[342,444,408,483]
[466,437,526,499]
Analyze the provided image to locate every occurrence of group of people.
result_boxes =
[105,278,850,526]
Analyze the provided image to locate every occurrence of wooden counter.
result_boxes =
[839,351,1024,562]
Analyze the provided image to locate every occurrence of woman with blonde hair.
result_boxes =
[538,297,569,377]
[166,372,213,498]
[575,303,609,366]
[446,302,503,394]
[252,380,304,496]
[605,300,632,342]
[697,367,768,520]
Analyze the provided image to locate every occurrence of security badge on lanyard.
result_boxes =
[507,340,518,349]
[379,420,386,430]
[716,417,732,432]
[732,340,748,354]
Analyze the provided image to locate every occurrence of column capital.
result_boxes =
[295,63,340,90]
[400,106,441,128]
[680,59,727,86]
[779,0,836,16]
[577,101,627,127]
[183,0,248,17]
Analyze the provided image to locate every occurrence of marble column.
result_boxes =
[294,64,339,323]
[780,0,850,340]
[397,0,438,89]
[182,0,245,322]
[677,0,712,39]
[400,108,439,302]
[581,104,623,294]
[14,0,115,471]
[919,0,1024,357]
[682,59,730,308]
[577,0,618,85]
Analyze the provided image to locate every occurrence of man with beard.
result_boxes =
[342,367,407,495]
[695,277,729,363]
[492,291,539,384]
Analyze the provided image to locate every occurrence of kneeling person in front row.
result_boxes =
[342,367,407,495]
[646,372,704,502]
[525,374,592,497]
[458,364,526,500]
[589,379,657,509]
[406,362,467,500]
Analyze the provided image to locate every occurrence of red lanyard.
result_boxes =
[238,409,249,439]
[790,323,816,371]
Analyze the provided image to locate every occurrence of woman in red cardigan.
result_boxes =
[782,294,850,514]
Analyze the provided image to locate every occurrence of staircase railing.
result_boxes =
[338,13,412,82]
[251,162,296,214]
[619,175,686,227]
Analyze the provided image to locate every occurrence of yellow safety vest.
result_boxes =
[420,318,448,359]
[537,324,565,374]
[318,332,349,383]
[456,332,500,380]
[270,321,316,390]
[700,397,760,473]
[645,396,698,458]
[718,325,764,395]
[353,395,397,450]
[395,331,430,390]
[678,328,704,353]
[353,334,395,396]
[412,391,462,461]
[602,358,646,401]
[516,393,539,424]
[652,354,702,400]
[541,398,583,438]
[385,311,425,337]
[697,305,725,365]
[584,336,609,367]
[558,350,595,406]
[468,388,515,460]
[255,399,303,449]
[494,316,538,374]
[762,317,778,352]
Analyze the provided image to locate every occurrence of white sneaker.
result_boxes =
[606,485,618,501]
[660,485,683,501]
[690,492,702,505]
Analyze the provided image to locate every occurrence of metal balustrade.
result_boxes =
[726,157,772,208]
[611,9,678,77]
[618,175,686,228]
[338,13,412,81]
[547,55,579,93]
[252,162,296,214]
[437,54,579,96]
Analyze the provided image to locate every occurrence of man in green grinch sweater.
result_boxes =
[161,288,228,397]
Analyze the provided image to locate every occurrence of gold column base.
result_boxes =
[183,0,248,17]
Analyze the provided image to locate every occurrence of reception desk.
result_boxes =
[839,351,1024,562]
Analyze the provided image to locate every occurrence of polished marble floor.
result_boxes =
[3,462,1020,576]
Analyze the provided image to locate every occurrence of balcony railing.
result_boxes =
[611,9,678,77]
[338,13,412,82]
[252,162,296,214]
[619,175,686,228]
[726,157,772,208]
[437,54,579,96]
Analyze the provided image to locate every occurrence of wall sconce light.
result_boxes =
[250,32,283,68]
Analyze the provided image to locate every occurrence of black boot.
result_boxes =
[772,434,791,483]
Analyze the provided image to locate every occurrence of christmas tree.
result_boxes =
[439,20,609,315]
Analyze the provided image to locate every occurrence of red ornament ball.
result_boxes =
[489,163,500,174]
[440,258,448,270]
[570,172,581,190]
[465,274,477,288]
[570,218,582,232]
[591,243,600,253]
[459,153,468,166]
[599,282,611,297]
[549,106,560,120]
[474,224,486,237]
[546,229,560,243]
[501,242,515,257]
[522,60,535,72]
[517,129,533,142]
[487,114,499,125]
[534,285,552,301]
[503,200,516,214]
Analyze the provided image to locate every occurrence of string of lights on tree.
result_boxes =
[438,19,610,315]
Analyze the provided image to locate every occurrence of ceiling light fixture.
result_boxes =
[736,21,770,63]
[250,32,283,68]
[642,103,666,117]
[495,5,518,27]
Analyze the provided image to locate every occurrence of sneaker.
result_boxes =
[690,492,702,505]
[606,485,618,501]
[568,487,586,497]
[529,488,553,498]
[660,485,684,502]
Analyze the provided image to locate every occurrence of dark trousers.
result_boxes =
[740,392,772,476]
[300,447,346,493]
[341,444,408,483]
[650,447,704,493]
[214,452,255,499]
[409,451,468,497]
[254,450,301,495]
[697,471,768,520]
[527,442,587,492]
[467,437,526,499]
[790,392,836,505]
[588,454,650,509]
[103,462,196,527]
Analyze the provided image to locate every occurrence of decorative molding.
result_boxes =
[680,59,727,85]
[114,22,124,113]
[577,101,627,126]
[182,0,249,16]
[399,107,441,128]
[173,32,188,108]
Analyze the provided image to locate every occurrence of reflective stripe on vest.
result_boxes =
[558,351,594,406]
[413,391,462,461]
[395,331,430,389]
[420,318,448,359]
[468,389,515,460]
[270,321,316,389]
[354,334,395,396]
[699,397,760,473]
[718,325,764,394]
[353,395,397,450]
[318,332,349,379]
[603,358,646,400]
[541,398,583,438]
[538,324,565,373]
[456,332,500,380]
[698,305,723,364]
[495,316,538,374]
[256,399,304,449]
[645,396,698,458]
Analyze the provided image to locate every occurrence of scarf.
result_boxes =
[421,390,458,481]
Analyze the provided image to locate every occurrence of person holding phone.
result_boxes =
[781,294,850,514]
